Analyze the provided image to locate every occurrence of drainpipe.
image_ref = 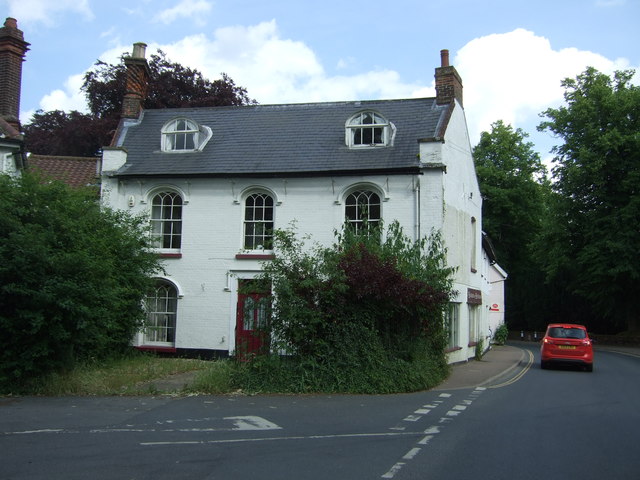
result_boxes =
[414,175,421,241]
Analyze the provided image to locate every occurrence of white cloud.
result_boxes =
[4,0,93,26]
[152,0,213,25]
[151,20,422,104]
[39,73,87,113]
[454,28,635,145]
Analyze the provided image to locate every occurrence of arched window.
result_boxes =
[244,193,274,250]
[151,191,182,250]
[345,189,381,234]
[162,119,198,151]
[161,118,212,152]
[144,280,178,345]
[346,111,392,148]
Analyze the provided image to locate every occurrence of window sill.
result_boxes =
[445,346,462,353]
[135,346,177,353]
[235,253,275,260]
[468,341,478,347]
[159,253,182,258]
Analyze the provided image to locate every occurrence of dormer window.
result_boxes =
[161,118,212,152]
[346,111,394,148]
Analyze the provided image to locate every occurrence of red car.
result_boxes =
[540,323,594,372]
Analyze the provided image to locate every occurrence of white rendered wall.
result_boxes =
[102,173,421,354]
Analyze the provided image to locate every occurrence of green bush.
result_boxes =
[494,323,509,345]
[234,221,455,393]
[0,173,162,388]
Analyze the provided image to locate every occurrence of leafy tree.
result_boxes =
[0,173,163,388]
[473,120,547,267]
[22,110,115,157]
[538,67,640,333]
[24,50,255,156]
[473,120,550,330]
[234,221,455,394]
[83,50,256,120]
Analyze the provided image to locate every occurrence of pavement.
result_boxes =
[143,342,640,394]
[435,344,528,391]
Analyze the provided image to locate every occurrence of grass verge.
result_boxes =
[7,353,222,396]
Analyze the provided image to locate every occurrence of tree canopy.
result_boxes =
[0,173,163,388]
[24,50,255,157]
[537,67,640,332]
[473,120,551,330]
[473,120,548,269]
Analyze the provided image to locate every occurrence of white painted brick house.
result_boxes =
[100,45,498,363]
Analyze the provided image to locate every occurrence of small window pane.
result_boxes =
[244,193,274,250]
[151,192,183,250]
[144,282,178,345]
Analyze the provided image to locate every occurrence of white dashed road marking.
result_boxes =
[380,387,486,478]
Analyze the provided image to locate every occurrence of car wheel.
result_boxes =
[540,360,547,370]
[585,364,593,372]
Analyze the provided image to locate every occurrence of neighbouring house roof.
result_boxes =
[112,97,452,178]
[0,117,21,140]
[28,154,100,189]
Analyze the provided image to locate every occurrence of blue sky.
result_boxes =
[3,0,639,161]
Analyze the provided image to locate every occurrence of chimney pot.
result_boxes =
[132,42,147,59]
[440,49,449,67]
[4,17,18,29]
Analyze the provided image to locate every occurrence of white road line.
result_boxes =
[403,447,422,460]
[141,431,424,446]
[418,434,434,445]
[403,415,422,422]
[414,408,431,414]
[381,462,405,479]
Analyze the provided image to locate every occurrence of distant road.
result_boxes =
[1,346,638,479]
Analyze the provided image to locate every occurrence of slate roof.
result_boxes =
[28,154,100,189]
[113,97,450,178]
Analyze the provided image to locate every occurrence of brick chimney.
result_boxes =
[0,18,30,132]
[121,42,150,119]
[435,49,463,107]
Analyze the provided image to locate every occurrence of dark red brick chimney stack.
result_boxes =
[435,49,463,107]
[121,42,150,119]
[0,17,30,132]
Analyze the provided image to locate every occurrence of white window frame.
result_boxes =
[468,304,479,345]
[345,111,394,148]
[143,280,178,346]
[446,303,460,349]
[161,118,212,152]
[344,188,382,234]
[243,192,275,252]
[150,191,183,252]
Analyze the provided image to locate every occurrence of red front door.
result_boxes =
[236,281,270,359]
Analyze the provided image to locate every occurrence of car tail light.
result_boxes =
[582,339,591,346]
[543,338,554,345]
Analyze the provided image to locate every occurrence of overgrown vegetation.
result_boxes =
[493,324,509,345]
[0,173,162,390]
[234,221,455,394]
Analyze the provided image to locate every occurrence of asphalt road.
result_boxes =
[1,345,639,480]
